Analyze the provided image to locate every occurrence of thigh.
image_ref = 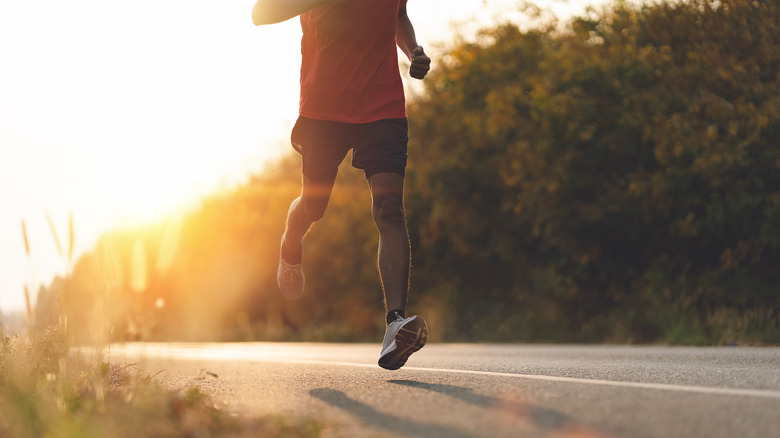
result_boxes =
[291,117,353,182]
[300,174,337,219]
[367,172,405,200]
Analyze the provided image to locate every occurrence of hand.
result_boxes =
[409,46,431,80]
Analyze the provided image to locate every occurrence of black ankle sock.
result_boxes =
[386,309,406,325]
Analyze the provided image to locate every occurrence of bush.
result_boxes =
[405,0,780,343]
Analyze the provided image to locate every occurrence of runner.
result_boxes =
[252,0,431,370]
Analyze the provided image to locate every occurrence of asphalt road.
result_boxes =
[106,343,780,438]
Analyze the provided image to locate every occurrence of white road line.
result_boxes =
[269,358,780,400]
[105,344,780,400]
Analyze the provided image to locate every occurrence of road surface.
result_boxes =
[106,343,780,438]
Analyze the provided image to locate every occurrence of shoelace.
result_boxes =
[280,262,302,282]
[385,316,406,337]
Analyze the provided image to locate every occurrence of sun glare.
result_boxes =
[2,2,304,229]
[0,1,304,312]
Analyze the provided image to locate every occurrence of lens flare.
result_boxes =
[131,240,147,293]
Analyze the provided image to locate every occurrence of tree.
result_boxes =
[406,0,780,343]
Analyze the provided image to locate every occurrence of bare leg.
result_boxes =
[367,172,410,313]
[283,175,336,263]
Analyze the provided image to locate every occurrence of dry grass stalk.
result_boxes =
[21,219,31,257]
[44,210,63,257]
[68,213,75,263]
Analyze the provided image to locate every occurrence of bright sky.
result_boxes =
[0,0,599,314]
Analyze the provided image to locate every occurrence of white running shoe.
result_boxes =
[378,314,428,370]
[277,234,304,300]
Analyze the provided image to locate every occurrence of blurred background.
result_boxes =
[1,0,778,345]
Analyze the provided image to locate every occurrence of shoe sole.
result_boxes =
[378,316,428,370]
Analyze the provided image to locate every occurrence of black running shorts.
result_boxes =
[290,116,408,181]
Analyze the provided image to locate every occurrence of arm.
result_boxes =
[396,5,431,79]
[252,0,348,26]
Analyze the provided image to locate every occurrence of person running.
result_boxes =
[252,0,431,370]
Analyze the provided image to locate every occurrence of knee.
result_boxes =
[372,195,406,230]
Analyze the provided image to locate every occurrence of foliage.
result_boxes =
[405,0,780,343]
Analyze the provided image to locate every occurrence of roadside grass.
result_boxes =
[7,214,324,436]
[0,324,322,437]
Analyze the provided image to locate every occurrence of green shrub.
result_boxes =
[406,0,780,343]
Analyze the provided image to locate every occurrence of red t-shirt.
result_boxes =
[299,0,408,123]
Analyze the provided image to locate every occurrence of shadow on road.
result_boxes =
[388,379,570,430]
[309,388,477,438]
